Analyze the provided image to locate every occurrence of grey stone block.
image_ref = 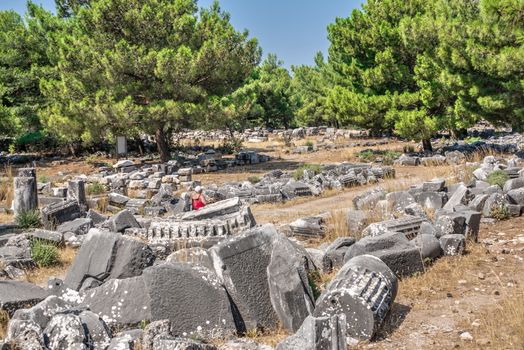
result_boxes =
[344,232,424,277]
[469,194,489,212]
[109,236,155,280]
[79,310,112,350]
[43,313,88,350]
[440,234,466,256]
[322,237,356,273]
[412,234,442,260]
[13,177,38,218]
[414,192,447,210]
[41,200,82,230]
[267,235,315,332]
[27,229,64,245]
[152,337,217,350]
[443,184,469,211]
[108,209,141,233]
[353,188,386,210]
[142,263,237,337]
[57,218,93,235]
[209,224,280,331]
[435,213,466,237]
[503,178,524,192]
[482,193,508,218]
[276,315,346,350]
[422,179,446,192]
[86,209,108,226]
[0,281,48,316]
[108,192,130,207]
[507,188,524,206]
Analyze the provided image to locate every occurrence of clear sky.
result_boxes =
[0,0,365,67]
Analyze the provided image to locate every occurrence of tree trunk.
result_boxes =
[135,136,145,156]
[422,138,433,153]
[155,127,169,162]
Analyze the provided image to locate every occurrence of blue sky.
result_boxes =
[1,0,364,67]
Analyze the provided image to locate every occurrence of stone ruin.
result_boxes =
[1,153,524,349]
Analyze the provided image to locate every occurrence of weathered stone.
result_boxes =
[43,313,88,350]
[503,178,524,192]
[79,310,112,350]
[440,234,466,256]
[414,192,447,210]
[267,235,315,332]
[314,254,398,340]
[142,319,170,350]
[6,318,45,349]
[67,180,87,212]
[64,229,120,291]
[276,315,347,350]
[422,179,446,192]
[469,194,489,212]
[482,193,508,218]
[57,218,92,235]
[507,188,524,206]
[219,339,273,350]
[86,209,107,226]
[0,281,48,316]
[443,184,469,211]
[344,232,424,277]
[385,191,416,212]
[209,224,280,331]
[346,209,368,235]
[362,215,427,240]
[412,234,442,260]
[13,177,38,218]
[65,230,153,291]
[27,229,63,245]
[322,237,356,273]
[81,276,151,326]
[165,248,213,270]
[289,216,324,238]
[152,337,217,350]
[107,330,143,350]
[435,213,466,237]
[11,295,72,330]
[142,263,237,337]
[353,188,386,210]
[108,193,130,207]
[41,200,82,230]
[108,209,141,233]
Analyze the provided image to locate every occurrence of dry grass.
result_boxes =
[474,286,524,348]
[399,243,487,302]
[244,326,289,348]
[96,196,109,213]
[0,165,13,208]
[324,209,350,242]
[25,246,77,286]
[0,309,8,340]
[0,212,13,224]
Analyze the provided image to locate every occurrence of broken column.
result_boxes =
[12,173,38,218]
[314,254,398,341]
[67,180,87,212]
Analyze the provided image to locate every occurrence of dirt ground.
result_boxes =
[0,137,522,348]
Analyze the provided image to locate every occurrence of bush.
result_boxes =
[487,170,509,188]
[219,138,243,154]
[38,176,50,183]
[304,140,315,151]
[491,204,510,221]
[357,150,401,165]
[247,176,260,184]
[30,239,59,268]
[87,182,106,195]
[16,210,41,229]
[465,136,482,144]
[293,164,322,181]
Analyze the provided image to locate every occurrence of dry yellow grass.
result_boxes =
[25,246,77,286]
[0,309,8,340]
[474,286,524,348]
[0,212,13,224]
[0,165,13,209]
[244,326,289,348]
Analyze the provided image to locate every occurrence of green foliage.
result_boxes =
[218,138,243,154]
[357,150,402,165]
[487,170,509,188]
[247,176,260,184]
[42,0,261,161]
[30,239,59,268]
[304,140,315,151]
[307,270,322,300]
[16,210,41,229]
[490,203,510,221]
[465,136,482,144]
[87,181,105,195]
[38,175,50,183]
[293,164,322,181]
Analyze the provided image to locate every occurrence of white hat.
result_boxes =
[195,186,203,193]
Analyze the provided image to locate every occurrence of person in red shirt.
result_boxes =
[191,186,207,210]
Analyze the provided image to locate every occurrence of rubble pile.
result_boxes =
[1,154,524,349]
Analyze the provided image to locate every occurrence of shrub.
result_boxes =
[38,176,50,183]
[307,270,322,300]
[403,145,416,153]
[219,138,243,154]
[491,204,510,221]
[465,136,482,144]
[247,176,261,184]
[16,210,41,229]
[87,182,106,195]
[487,170,509,188]
[30,239,59,268]
[293,164,322,181]
[304,140,315,151]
